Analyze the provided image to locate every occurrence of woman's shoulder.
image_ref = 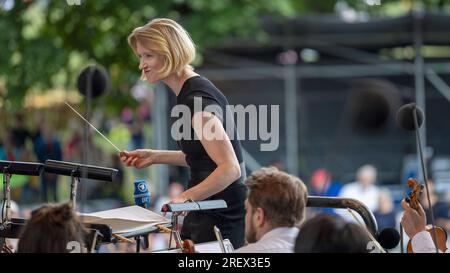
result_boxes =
[179,76,223,101]
[184,75,217,91]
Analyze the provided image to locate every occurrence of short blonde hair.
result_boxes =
[128,18,196,80]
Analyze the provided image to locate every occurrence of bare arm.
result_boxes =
[180,111,241,201]
[120,149,188,168]
[155,150,188,167]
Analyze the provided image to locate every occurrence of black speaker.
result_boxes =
[77,65,110,98]
[347,79,401,132]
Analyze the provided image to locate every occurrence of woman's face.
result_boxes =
[136,42,165,83]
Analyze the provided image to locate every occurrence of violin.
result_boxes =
[405,178,448,253]
[173,229,195,253]
[181,239,196,253]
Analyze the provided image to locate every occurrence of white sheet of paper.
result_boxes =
[79,205,169,234]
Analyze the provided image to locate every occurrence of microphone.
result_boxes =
[377,228,400,250]
[133,180,150,250]
[396,103,424,131]
[77,65,110,98]
[134,180,151,209]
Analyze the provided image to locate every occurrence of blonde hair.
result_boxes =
[128,18,196,80]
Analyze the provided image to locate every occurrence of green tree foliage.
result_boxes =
[1,0,450,111]
[0,0,298,111]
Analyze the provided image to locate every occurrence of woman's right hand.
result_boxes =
[119,149,159,169]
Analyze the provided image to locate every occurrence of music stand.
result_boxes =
[0,160,44,252]
[44,160,118,208]
[0,161,44,229]
[161,200,227,250]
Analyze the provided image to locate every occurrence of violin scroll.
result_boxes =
[405,178,447,253]
[181,239,196,253]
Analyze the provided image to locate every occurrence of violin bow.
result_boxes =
[411,107,439,253]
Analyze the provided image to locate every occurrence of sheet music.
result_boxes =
[79,206,169,234]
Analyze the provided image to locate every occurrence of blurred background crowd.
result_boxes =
[2,0,450,252]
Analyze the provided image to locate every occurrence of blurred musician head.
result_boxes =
[295,213,370,253]
[17,202,86,253]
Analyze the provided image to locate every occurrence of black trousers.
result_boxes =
[180,163,247,249]
[180,209,246,249]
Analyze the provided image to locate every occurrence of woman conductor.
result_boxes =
[121,18,247,248]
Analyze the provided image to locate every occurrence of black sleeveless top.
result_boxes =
[176,76,247,247]
[176,75,243,174]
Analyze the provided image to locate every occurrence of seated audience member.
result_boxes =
[17,202,86,253]
[295,213,371,253]
[235,167,308,253]
[309,168,342,197]
[309,168,342,215]
[419,180,450,231]
[337,164,380,222]
[373,188,397,231]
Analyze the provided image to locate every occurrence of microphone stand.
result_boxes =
[0,167,11,252]
[134,230,150,253]
[1,166,11,230]
[399,224,404,253]
[412,106,439,253]
[70,169,80,208]
[80,66,94,214]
